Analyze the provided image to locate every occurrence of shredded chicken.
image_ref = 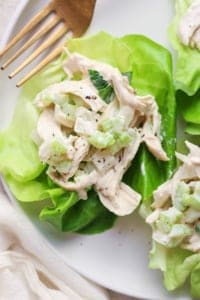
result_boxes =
[74,107,99,136]
[141,96,168,161]
[178,0,200,50]
[152,179,173,209]
[37,108,62,141]
[48,137,90,183]
[147,141,200,252]
[183,208,200,223]
[54,104,74,128]
[33,51,168,216]
[63,52,146,111]
[96,131,141,199]
[35,79,107,113]
[182,233,200,252]
[48,170,98,196]
[146,208,162,224]
[98,182,141,216]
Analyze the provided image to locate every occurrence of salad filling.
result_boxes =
[33,51,168,216]
[178,0,200,50]
[147,141,200,252]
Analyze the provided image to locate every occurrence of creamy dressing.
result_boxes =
[33,51,167,216]
[178,0,200,50]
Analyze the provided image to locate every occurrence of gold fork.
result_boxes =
[0,0,96,87]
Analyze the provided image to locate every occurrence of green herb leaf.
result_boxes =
[89,69,114,103]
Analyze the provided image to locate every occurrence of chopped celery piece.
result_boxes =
[156,207,183,234]
[99,116,125,133]
[60,102,76,121]
[168,224,192,247]
[88,131,115,149]
[50,140,66,156]
[55,161,72,174]
[182,182,200,210]
[108,131,133,154]
[39,92,69,105]
[172,182,190,211]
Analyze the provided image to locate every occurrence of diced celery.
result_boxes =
[99,116,125,133]
[88,131,115,149]
[108,131,133,154]
[50,140,66,156]
[69,94,84,106]
[182,182,200,210]
[56,160,72,174]
[167,224,192,247]
[60,102,76,121]
[170,224,192,238]
[172,182,190,211]
[38,91,70,106]
[156,207,183,234]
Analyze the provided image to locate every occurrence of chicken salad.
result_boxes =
[33,51,168,216]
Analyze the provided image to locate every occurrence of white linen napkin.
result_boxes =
[0,190,111,300]
[0,1,135,299]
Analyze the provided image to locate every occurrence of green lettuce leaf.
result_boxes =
[77,210,116,234]
[0,98,44,182]
[150,241,200,298]
[124,144,165,209]
[175,90,200,140]
[168,0,200,96]
[0,53,67,183]
[0,32,176,233]
[121,35,176,206]
[40,189,116,233]
[185,123,200,136]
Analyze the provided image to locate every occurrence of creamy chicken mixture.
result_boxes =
[147,142,200,252]
[33,51,167,216]
[178,0,200,50]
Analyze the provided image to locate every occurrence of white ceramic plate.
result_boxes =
[0,1,191,299]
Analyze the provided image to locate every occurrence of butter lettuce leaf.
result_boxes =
[0,98,44,182]
[40,189,116,233]
[175,90,200,138]
[168,0,200,96]
[150,241,200,298]
[0,32,176,233]
[122,35,176,207]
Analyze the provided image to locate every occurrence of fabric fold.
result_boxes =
[0,190,109,300]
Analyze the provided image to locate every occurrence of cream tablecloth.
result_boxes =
[0,1,136,299]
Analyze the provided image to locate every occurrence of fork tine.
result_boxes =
[16,45,63,87]
[0,2,54,57]
[1,14,61,70]
[9,24,68,79]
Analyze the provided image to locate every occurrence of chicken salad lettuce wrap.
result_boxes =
[0,32,176,233]
[34,50,168,216]
[147,142,200,298]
